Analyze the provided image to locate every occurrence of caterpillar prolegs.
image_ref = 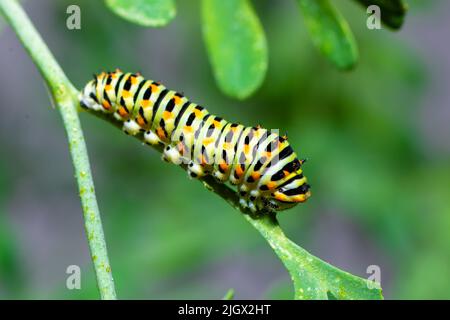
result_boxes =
[80,70,311,213]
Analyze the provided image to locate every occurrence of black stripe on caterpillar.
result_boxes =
[80,70,311,212]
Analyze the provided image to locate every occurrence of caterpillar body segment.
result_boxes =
[80,71,311,213]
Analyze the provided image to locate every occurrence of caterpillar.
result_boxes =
[79,70,311,213]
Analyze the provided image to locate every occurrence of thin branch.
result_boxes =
[0,0,116,299]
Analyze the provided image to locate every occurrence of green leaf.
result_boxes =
[105,0,176,27]
[353,0,408,30]
[222,288,235,300]
[202,0,268,99]
[246,215,383,300]
[297,0,358,70]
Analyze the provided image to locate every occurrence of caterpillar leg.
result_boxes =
[144,130,162,146]
[123,120,141,136]
[238,187,262,213]
[162,145,182,165]
[237,189,255,213]
[238,197,258,213]
[187,161,206,179]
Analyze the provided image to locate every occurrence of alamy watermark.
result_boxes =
[66,265,81,290]
[66,5,81,30]
[367,5,382,30]
[366,264,381,289]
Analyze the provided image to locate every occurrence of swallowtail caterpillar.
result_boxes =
[80,70,311,213]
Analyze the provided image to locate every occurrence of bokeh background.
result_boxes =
[1,0,449,299]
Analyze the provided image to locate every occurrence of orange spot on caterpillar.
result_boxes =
[177,142,186,155]
[275,193,288,201]
[292,194,308,203]
[251,172,261,181]
[173,95,182,105]
[163,111,172,120]
[156,127,166,139]
[102,100,111,110]
[136,115,146,127]
[235,165,244,177]
[150,84,159,92]
[141,99,151,108]
[219,162,229,172]
[118,107,128,117]
[105,84,113,91]
[267,181,277,190]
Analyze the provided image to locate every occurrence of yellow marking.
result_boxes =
[283,170,290,177]
[213,120,221,128]
[203,137,214,146]
[292,195,307,202]
[105,84,113,91]
[264,151,272,158]
[267,181,277,190]
[275,193,288,201]
[163,111,172,120]
[150,84,160,92]
[223,142,230,150]
[184,126,193,133]
[141,99,151,108]
[243,144,250,155]
[122,90,132,99]
[194,109,203,117]
[173,95,182,105]
[131,76,138,85]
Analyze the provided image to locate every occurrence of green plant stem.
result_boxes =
[0,0,116,299]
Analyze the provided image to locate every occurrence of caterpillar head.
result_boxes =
[265,171,311,211]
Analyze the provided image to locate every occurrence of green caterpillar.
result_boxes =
[80,70,311,212]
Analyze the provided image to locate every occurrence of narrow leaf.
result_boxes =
[353,0,408,30]
[202,0,268,99]
[105,0,176,27]
[246,215,383,300]
[297,0,358,70]
[222,288,235,300]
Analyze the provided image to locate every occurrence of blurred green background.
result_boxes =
[0,0,449,299]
